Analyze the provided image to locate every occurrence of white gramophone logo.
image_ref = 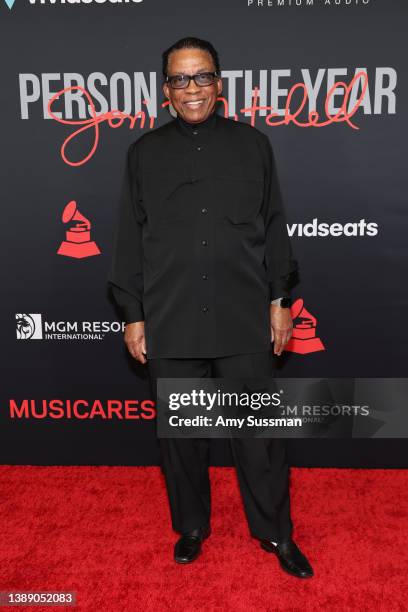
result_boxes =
[57,200,101,259]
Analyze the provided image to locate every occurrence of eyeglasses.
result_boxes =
[165,72,219,89]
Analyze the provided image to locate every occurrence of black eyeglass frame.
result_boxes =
[164,71,220,89]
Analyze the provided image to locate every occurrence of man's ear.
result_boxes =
[162,82,169,99]
[217,77,223,96]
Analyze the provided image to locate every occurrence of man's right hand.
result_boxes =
[124,321,147,364]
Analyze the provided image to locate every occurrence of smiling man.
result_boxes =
[108,36,313,578]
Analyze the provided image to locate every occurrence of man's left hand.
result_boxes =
[270,304,293,356]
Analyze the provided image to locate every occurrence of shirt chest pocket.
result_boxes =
[143,172,194,227]
[213,175,264,224]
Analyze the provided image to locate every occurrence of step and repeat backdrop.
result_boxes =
[1,0,407,466]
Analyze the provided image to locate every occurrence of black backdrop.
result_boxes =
[1,0,407,466]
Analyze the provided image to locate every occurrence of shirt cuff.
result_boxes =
[122,302,144,324]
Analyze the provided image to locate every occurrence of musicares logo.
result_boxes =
[285,298,325,355]
[8,398,155,420]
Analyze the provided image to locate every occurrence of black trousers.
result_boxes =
[147,350,293,543]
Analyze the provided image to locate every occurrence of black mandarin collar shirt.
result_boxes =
[107,110,298,359]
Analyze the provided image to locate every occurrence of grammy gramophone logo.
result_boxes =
[285,298,325,355]
[57,200,101,259]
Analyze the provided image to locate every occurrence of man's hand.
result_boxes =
[124,321,147,364]
[270,304,293,356]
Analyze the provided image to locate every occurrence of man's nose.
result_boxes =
[186,78,200,93]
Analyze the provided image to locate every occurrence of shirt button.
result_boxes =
[202,273,208,280]
[201,207,208,214]
[201,239,208,246]
[192,130,198,135]
[197,146,202,151]
[202,306,209,313]
[191,177,197,183]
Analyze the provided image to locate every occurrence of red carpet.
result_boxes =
[0,466,407,611]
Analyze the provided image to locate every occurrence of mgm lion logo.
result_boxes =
[16,314,42,340]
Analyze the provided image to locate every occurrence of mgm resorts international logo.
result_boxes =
[16,313,124,340]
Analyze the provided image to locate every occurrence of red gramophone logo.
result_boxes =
[285,298,325,354]
[57,200,101,259]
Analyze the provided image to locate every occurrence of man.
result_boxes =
[108,37,313,578]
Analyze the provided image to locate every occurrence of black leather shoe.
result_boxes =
[260,538,314,578]
[174,525,211,564]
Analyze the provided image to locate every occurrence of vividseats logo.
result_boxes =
[4,0,143,8]
[288,218,378,238]
[16,313,125,340]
